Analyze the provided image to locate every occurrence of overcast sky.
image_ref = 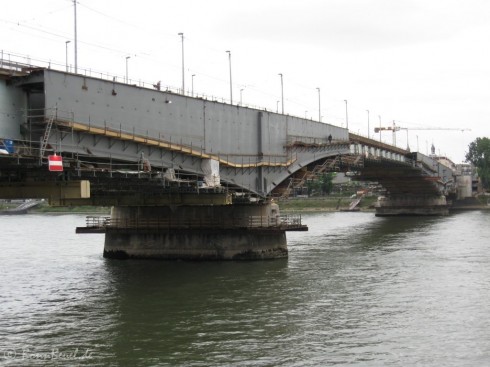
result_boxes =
[2,0,489,162]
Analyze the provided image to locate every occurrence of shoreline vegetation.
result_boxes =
[0,202,111,215]
[0,195,377,215]
[277,196,378,213]
[1,195,488,215]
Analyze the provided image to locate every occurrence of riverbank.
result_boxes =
[0,201,111,215]
[277,196,378,213]
[277,195,490,213]
[2,195,488,215]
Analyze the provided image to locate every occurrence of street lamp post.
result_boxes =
[226,50,232,104]
[378,115,382,142]
[240,88,244,106]
[178,33,184,94]
[366,109,370,138]
[344,100,348,129]
[125,56,130,83]
[278,73,284,114]
[316,87,321,122]
[73,0,78,73]
[191,74,195,96]
[65,41,71,72]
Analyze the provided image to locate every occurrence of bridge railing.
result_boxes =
[84,214,305,230]
[1,50,323,119]
[17,106,295,168]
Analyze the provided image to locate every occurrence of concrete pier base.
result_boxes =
[103,203,289,260]
[375,195,449,216]
[104,228,287,260]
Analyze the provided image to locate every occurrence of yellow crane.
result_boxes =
[374,121,471,149]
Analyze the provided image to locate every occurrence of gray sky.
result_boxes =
[2,0,489,162]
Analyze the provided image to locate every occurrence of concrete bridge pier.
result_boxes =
[103,202,289,260]
[375,195,449,216]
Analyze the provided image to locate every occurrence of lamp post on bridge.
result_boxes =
[278,73,284,114]
[191,74,195,97]
[65,40,71,72]
[73,0,78,73]
[226,50,232,104]
[316,87,321,122]
[366,109,370,139]
[178,32,184,94]
[344,99,349,129]
[378,115,382,142]
[125,56,130,84]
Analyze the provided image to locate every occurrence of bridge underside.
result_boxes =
[273,154,450,216]
[355,158,441,196]
[355,158,449,216]
[0,153,308,260]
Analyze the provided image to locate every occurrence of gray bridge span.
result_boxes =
[1,66,423,197]
[0,61,466,260]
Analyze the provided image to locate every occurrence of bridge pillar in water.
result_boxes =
[103,202,288,260]
[375,195,449,216]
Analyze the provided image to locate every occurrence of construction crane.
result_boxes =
[374,121,471,148]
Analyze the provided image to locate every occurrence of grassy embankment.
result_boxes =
[277,195,378,213]
[34,205,111,214]
[278,195,490,213]
[0,201,110,214]
[1,196,376,214]
[4,194,486,214]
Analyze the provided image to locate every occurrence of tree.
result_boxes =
[465,137,490,190]
[319,172,335,195]
[306,172,336,196]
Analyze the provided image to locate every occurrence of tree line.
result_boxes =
[466,137,490,190]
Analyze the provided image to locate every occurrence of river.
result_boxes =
[1,211,489,366]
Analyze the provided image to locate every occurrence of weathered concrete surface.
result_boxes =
[103,202,288,260]
[104,228,287,260]
[375,195,449,216]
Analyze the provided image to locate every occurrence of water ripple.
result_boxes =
[1,212,490,366]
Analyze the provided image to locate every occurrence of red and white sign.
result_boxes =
[48,155,63,172]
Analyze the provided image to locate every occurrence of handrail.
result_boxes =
[55,118,297,169]
[84,214,304,230]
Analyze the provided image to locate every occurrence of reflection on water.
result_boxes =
[1,211,490,366]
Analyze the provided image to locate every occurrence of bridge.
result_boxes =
[0,58,468,260]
